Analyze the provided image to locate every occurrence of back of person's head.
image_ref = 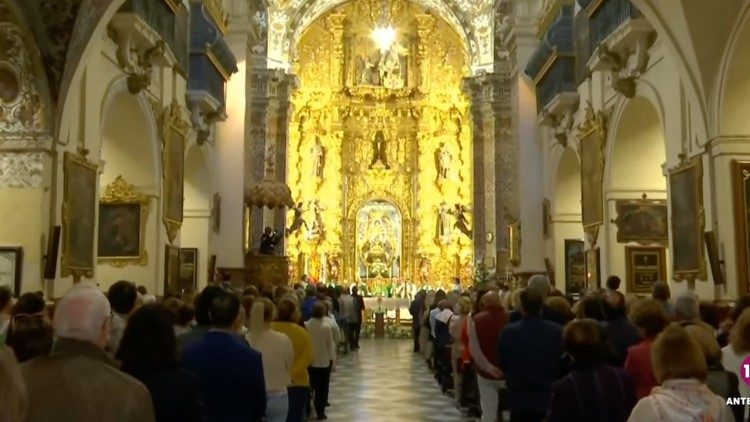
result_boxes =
[600,291,626,321]
[731,308,750,354]
[651,281,670,301]
[276,297,301,323]
[311,301,326,319]
[136,285,148,296]
[652,324,707,383]
[520,288,544,317]
[480,291,501,309]
[305,284,317,297]
[6,314,53,362]
[546,296,572,323]
[564,319,605,366]
[527,274,551,296]
[731,295,750,322]
[628,299,670,338]
[674,292,701,322]
[12,293,45,316]
[351,286,359,295]
[163,298,194,327]
[685,324,722,366]
[606,276,621,291]
[0,286,12,312]
[194,285,225,326]
[209,290,241,329]
[53,284,112,347]
[455,296,472,316]
[0,345,27,422]
[116,304,177,374]
[107,280,137,315]
[577,294,604,321]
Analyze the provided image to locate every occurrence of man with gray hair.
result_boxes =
[21,283,155,422]
[674,291,714,336]
[509,275,564,325]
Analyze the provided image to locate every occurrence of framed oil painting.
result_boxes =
[577,106,606,246]
[164,244,180,295]
[61,152,98,279]
[543,198,551,239]
[733,161,750,293]
[564,239,585,295]
[178,248,198,293]
[0,247,23,296]
[626,246,666,294]
[98,176,149,266]
[162,102,189,243]
[668,155,706,281]
[613,195,668,244]
[507,221,521,267]
[585,247,600,292]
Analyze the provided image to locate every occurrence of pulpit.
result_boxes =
[244,254,290,287]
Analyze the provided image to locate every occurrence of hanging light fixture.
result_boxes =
[371,0,396,51]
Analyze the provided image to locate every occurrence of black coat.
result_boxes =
[132,369,203,422]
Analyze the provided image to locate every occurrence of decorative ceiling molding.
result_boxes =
[265,0,500,74]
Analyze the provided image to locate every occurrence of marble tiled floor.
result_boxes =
[325,339,477,421]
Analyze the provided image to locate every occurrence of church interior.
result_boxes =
[6,0,750,421]
[0,0,749,303]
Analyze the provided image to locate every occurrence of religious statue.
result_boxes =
[308,200,325,239]
[311,136,325,178]
[436,201,452,243]
[259,226,282,255]
[327,254,341,281]
[379,42,408,89]
[419,256,431,285]
[355,54,377,85]
[452,203,473,239]
[370,130,389,169]
[286,202,308,236]
[436,142,452,179]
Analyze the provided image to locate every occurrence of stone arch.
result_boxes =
[553,147,582,216]
[716,2,750,136]
[551,146,584,293]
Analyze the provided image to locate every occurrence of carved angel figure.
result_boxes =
[286,202,308,237]
[311,136,325,178]
[452,203,473,239]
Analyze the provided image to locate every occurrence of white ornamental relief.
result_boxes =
[0,20,47,135]
[0,152,45,188]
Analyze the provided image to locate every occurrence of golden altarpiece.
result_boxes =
[286,0,474,290]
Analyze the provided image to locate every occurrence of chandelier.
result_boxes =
[371,0,396,51]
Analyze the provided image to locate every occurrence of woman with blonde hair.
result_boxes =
[272,297,313,422]
[449,296,472,407]
[628,324,732,421]
[248,298,293,422]
[0,345,27,422]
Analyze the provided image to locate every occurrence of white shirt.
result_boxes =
[247,328,294,394]
[323,315,340,345]
[338,295,355,321]
[305,318,335,368]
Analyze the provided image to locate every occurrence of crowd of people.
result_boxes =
[410,275,750,422]
[0,281,364,422]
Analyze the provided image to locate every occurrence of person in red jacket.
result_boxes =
[623,299,670,399]
[468,291,508,422]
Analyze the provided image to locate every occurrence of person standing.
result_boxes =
[273,297,314,422]
[306,302,335,421]
[117,304,203,422]
[106,280,139,354]
[350,286,365,350]
[181,289,266,421]
[21,284,155,422]
[498,289,563,422]
[248,298,294,422]
[409,290,426,353]
[338,288,354,352]
[468,291,508,422]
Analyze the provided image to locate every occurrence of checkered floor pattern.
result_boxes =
[325,339,478,421]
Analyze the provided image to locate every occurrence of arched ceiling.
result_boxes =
[266,0,501,74]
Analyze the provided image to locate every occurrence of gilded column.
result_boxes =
[415,14,436,91]
[326,13,346,89]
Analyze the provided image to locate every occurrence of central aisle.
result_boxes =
[325,339,475,421]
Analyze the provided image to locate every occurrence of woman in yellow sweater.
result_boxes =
[272,297,314,422]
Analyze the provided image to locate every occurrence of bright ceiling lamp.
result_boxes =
[372,24,396,51]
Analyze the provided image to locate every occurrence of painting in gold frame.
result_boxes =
[97,176,149,267]
[613,196,668,244]
[668,155,706,281]
[626,246,666,294]
[584,247,600,292]
[732,161,750,293]
[506,221,520,267]
[162,102,189,243]
[564,239,585,295]
[577,105,606,246]
[164,244,180,295]
[61,151,98,279]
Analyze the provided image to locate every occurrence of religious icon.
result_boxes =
[286,202,308,237]
[436,201,453,244]
[370,130,389,169]
[355,54,378,85]
[379,41,408,89]
[307,200,325,239]
[452,203,472,239]
[436,142,452,179]
[311,136,325,178]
